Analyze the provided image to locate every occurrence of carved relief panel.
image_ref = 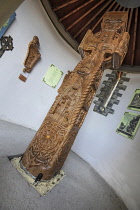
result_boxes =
[21,12,130,180]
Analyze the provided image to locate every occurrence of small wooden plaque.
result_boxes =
[19,74,27,82]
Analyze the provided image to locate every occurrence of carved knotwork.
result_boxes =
[21,12,130,180]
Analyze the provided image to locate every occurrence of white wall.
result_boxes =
[0,0,81,130]
[72,71,140,210]
[0,1,140,210]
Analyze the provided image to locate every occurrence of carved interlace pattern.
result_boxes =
[21,12,129,180]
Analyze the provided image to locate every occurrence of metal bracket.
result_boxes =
[93,70,130,116]
[0,35,14,57]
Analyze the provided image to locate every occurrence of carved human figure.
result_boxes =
[23,36,41,73]
[21,12,130,180]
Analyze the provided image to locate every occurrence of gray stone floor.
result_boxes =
[0,120,128,210]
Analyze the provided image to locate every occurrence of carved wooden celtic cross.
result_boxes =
[21,12,130,180]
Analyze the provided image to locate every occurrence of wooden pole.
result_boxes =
[21,12,129,181]
[131,8,138,66]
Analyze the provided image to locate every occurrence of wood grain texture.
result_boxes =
[131,8,138,66]
[66,0,105,31]
[21,12,129,180]
[59,0,95,22]
[18,74,27,82]
[22,36,41,73]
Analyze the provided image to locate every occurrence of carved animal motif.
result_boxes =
[21,12,130,180]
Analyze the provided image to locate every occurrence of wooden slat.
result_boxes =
[74,0,112,39]
[127,8,130,13]
[127,8,133,32]
[91,1,116,32]
[60,0,95,22]
[126,8,130,26]
[127,8,130,15]
[122,7,126,11]
[66,0,105,31]
[131,8,138,66]
[40,0,79,52]
[113,3,120,11]
[53,0,79,11]
[117,5,123,11]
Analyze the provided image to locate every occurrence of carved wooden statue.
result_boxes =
[23,36,41,73]
[19,36,41,82]
[21,12,129,180]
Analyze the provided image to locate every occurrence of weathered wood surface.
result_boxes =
[23,36,41,73]
[21,12,129,180]
[91,1,116,32]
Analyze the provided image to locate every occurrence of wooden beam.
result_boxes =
[113,3,120,11]
[74,0,112,39]
[91,1,116,32]
[40,0,79,52]
[119,66,140,73]
[53,0,79,11]
[118,5,123,11]
[60,0,95,22]
[127,8,130,13]
[126,8,130,27]
[127,8,133,32]
[131,8,138,66]
[127,8,130,15]
[66,0,105,31]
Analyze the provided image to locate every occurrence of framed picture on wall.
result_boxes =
[43,64,63,88]
[116,112,140,139]
[127,89,140,112]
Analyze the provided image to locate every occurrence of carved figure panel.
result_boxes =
[19,36,41,82]
[23,36,41,73]
[21,12,130,180]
